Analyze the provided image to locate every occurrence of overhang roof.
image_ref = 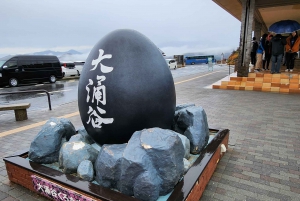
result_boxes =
[212,0,300,33]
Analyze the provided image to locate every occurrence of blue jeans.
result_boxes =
[271,54,282,73]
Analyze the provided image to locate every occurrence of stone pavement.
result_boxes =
[0,68,300,201]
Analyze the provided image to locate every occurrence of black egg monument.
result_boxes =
[78,29,176,144]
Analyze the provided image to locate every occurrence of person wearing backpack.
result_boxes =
[250,37,258,66]
[263,34,273,70]
[254,34,268,72]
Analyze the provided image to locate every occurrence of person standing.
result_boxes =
[285,31,300,72]
[263,35,273,70]
[254,34,268,72]
[270,34,287,74]
[250,37,258,66]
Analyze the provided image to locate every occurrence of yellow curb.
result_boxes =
[0,111,79,138]
[174,70,223,85]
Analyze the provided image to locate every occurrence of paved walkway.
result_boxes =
[0,68,300,201]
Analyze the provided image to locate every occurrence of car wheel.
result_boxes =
[77,70,80,76]
[174,66,177,70]
[9,78,18,87]
[191,62,195,65]
[49,75,56,83]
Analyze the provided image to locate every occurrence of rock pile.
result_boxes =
[28,103,210,201]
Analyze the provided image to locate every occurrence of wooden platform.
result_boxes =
[3,129,229,201]
[213,69,300,94]
[213,59,300,94]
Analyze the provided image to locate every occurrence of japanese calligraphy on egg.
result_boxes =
[78,29,176,145]
[85,49,114,128]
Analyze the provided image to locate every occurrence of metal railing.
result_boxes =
[0,90,52,110]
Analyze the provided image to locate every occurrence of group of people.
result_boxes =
[250,30,300,74]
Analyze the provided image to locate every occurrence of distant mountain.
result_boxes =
[32,49,82,57]
[0,49,86,62]
[0,50,83,60]
[0,55,13,60]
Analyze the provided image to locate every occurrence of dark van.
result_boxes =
[0,55,63,87]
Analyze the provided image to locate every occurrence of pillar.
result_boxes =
[237,0,255,77]
[254,20,262,41]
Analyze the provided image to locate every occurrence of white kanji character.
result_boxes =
[91,49,114,73]
[51,189,57,198]
[44,185,51,195]
[36,182,44,192]
[92,75,106,105]
[58,192,69,201]
[69,197,76,201]
[86,79,94,102]
[87,106,114,128]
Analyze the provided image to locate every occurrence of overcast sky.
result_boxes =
[0,0,241,59]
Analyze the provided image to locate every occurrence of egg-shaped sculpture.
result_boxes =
[78,29,176,144]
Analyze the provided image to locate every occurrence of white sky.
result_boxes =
[0,0,241,58]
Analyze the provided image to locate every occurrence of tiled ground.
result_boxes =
[0,69,300,201]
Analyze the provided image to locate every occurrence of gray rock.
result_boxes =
[94,128,185,200]
[59,118,76,140]
[77,160,94,181]
[59,141,98,174]
[91,143,102,152]
[175,103,195,111]
[77,126,94,144]
[69,134,84,142]
[176,133,190,159]
[133,171,161,201]
[176,109,193,131]
[29,117,75,164]
[95,144,126,188]
[183,158,191,173]
[119,132,152,195]
[180,106,209,154]
[119,128,185,197]
[61,137,67,148]
[173,104,195,134]
[140,128,185,194]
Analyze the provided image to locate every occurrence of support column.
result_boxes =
[237,0,255,77]
[254,20,262,41]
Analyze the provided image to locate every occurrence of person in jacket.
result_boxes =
[263,34,273,70]
[285,31,300,72]
[270,34,287,74]
[254,34,268,72]
[250,37,258,66]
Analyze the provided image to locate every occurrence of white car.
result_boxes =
[74,61,85,75]
[61,62,79,77]
[165,59,177,70]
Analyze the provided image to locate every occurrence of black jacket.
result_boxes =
[251,40,258,53]
[271,34,287,56]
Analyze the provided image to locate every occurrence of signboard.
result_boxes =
[31,175,96,201]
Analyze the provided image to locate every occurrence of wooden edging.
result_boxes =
[4,128,229,201]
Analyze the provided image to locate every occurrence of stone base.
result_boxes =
[3,128,229,201]
[15,109,28,121]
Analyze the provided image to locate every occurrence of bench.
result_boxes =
[0,103,31,121]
